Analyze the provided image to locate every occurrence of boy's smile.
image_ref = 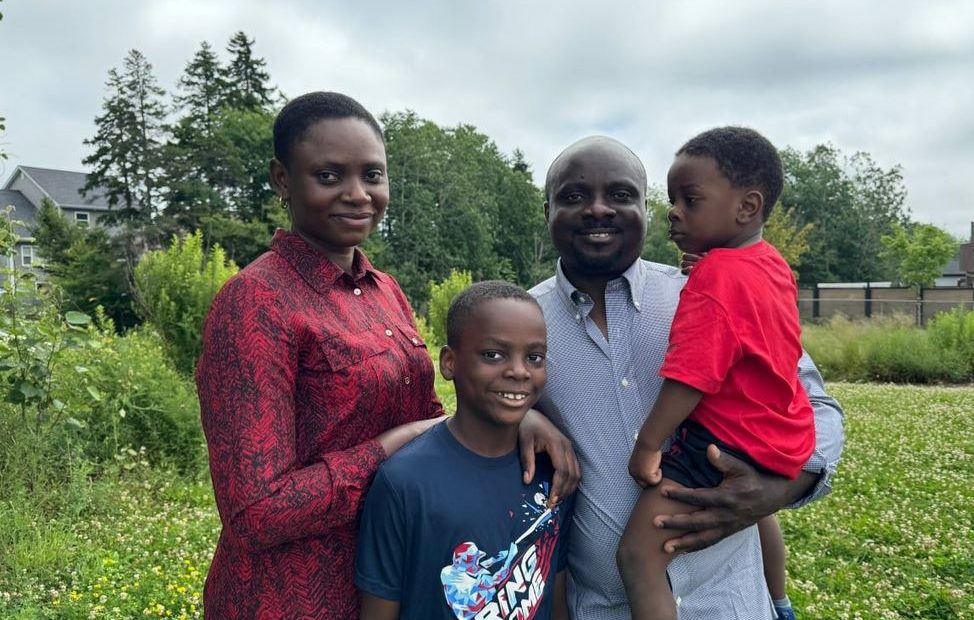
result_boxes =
[440,298,547,452]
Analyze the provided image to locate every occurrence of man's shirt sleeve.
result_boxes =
[355,469,407,601]
[793,351,845,507]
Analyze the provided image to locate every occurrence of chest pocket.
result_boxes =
[321,329,392,373]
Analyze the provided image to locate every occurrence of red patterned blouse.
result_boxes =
[196,230,442,619]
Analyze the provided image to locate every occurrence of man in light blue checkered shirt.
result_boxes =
[531,136,843,619]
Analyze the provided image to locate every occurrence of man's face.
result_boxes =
[545,140,647,281]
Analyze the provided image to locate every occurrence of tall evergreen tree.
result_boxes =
[83,68,137,215]
[221,32,275,111]
[174,41,225,134]
[83,49,167,229]
[163,42,230,234]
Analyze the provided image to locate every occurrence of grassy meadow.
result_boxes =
[1,382,971,618]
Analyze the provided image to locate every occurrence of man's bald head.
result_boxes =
[544,136,647,203]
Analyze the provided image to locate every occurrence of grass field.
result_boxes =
[1,383,972,618]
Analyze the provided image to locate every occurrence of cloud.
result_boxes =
[1,0,971,238]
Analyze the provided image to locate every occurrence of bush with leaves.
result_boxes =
[802,313,973,384]
[926,308,974,378]
[54,323,204,473]
[0,208,97,505]
[134,230,238,374]
[426,269,473,347]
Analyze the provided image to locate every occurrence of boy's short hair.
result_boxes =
[273,91,383,169]
[676,126,783,220]
[446,281,542,348]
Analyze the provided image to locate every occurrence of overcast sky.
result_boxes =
[2,1,972,238]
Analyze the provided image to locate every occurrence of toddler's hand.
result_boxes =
[680,252,705,275]
[628,441,663,488]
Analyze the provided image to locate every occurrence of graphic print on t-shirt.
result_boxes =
[439,481,562,620]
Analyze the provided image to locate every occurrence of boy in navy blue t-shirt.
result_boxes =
[356,281,574,620]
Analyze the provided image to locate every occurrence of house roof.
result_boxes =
[0,189,39,237]
[8,166,111,211]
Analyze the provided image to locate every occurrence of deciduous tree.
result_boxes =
[780,144,908,284]
[641,186,680,267]
[880,223,957,288]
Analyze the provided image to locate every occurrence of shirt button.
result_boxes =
[621,378,630,387]
[404,376,411,384]
[353,288,362,296]
[574,313,581,321]
[411,338,419,345]
[384,329,393,337]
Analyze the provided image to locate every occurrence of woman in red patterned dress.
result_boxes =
[196,92,579,619]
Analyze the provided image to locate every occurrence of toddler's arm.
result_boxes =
[629,379,703,486]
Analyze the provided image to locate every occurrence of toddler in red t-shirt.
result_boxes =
[616,127,814,620]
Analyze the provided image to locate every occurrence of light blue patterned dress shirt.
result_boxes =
[531,258,844,620]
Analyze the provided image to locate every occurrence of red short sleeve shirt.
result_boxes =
[659,241,815,478]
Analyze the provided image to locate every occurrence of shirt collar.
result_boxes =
[271,229,382,295]
[553,258,645,312]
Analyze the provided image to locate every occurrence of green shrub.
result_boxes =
[134,231,238,374]
[802,313,973,384]
[927,308,974,377]
[426,269,472,347]
[54,326,204,473]
[863,326,969,383]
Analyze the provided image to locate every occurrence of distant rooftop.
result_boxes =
[9,166,111,210]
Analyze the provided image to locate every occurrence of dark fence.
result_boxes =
[798,285,974,326]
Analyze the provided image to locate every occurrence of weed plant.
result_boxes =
[802,313,974,383]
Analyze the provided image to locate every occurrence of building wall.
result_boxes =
[7,171,46,209]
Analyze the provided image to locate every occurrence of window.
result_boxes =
[75,212,90,228]
[21,245,34,268]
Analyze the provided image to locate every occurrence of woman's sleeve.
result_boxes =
[196,275,387,552]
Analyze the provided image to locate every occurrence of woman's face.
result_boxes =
[272,117,389,260]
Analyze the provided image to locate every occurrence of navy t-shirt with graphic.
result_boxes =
[355,421,574,620]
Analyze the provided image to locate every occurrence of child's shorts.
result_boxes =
[660,420,766,489]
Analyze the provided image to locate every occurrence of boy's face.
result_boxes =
[440,298,547,429]
[666,154,753,254]
[545,140,646,281]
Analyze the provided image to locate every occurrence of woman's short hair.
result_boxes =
[273,91,383,168]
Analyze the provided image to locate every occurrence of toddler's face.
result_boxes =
[666,154,748,254]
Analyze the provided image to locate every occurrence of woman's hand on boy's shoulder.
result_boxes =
[518,409,580,506]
